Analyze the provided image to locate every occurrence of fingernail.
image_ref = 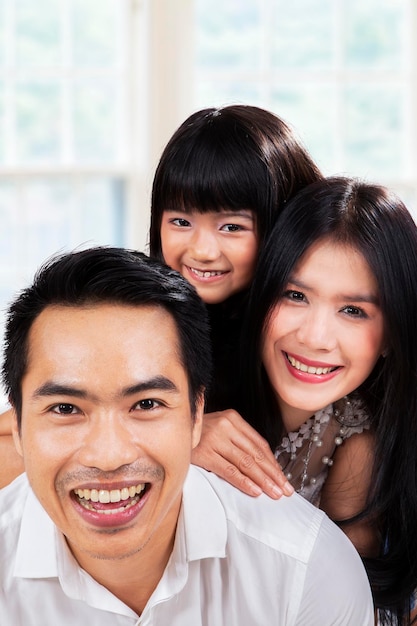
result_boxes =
[283,481,294,495]
[271,485,283,498]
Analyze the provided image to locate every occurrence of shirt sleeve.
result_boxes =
[295,515,375,626]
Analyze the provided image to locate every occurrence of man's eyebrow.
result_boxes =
[32,376,179,400]
[120,377,179,397]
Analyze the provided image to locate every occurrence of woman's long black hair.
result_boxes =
[239,177,417,624]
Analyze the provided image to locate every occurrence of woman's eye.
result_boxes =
[171,218,191,227]
[342,305,367,318]
[221,223,242,232]
[52,403,78,415]
[283,289,305,302]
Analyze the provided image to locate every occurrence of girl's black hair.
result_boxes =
[149,105,322,411]
[149,104,322,259]
[239,176,417,623]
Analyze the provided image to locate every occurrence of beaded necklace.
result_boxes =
[274,395,369,499]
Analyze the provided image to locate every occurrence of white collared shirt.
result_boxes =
[0,466,374,625]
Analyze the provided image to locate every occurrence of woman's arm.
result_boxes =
[319,429,379,557]
[191,409,294,499]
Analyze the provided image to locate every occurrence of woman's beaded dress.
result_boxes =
[274,393,370,506]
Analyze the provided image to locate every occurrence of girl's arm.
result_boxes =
[0,435,24,488]
[0,409,25,488]
[0,408,13,435]
[319,429,379,557]
[191,409,294,499]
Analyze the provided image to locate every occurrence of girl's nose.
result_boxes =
[189,229,221,262]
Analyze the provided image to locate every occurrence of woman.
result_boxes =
[235,177,417,623]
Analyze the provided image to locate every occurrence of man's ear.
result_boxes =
[11,407,23,458]
[191,391,205,449]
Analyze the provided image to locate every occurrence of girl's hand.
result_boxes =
[192,409,294,499]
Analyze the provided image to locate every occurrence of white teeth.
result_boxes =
[190,267,223,278]
[287,354,335,375]
[74,483,145,504]
[78,497,140,515]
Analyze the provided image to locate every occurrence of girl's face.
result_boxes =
[262,237,385,431]
[160,209,258,304]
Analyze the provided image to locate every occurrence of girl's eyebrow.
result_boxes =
[220,210,255,220]
[163,208,255,220]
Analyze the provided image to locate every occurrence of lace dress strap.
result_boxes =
[275,395,370,506]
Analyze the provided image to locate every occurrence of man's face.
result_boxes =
[13,303,203,568]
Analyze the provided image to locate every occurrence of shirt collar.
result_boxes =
[14,484,58,579]
[180,465,227,561]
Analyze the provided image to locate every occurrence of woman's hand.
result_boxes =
[192,409,294,499]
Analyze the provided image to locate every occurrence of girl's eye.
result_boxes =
[221,223,242,232]
[170,218,191,228]
[283,289,306,302]
[51,403,78,415]
[341,305,368,319]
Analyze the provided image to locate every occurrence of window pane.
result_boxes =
[270,85,337,172]
[271,0,334,69]
[15,80,61,163]
[72,0,121,66]
[196,0,262,72]
[195,81,262,109]
[0,81,5,164]
[0,176,125,289]
[346,0,406,70]
[345,85,403,177]
[15,0,61,66]
[73,79,120,163]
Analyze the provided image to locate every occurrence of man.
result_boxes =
[0,247,373,625]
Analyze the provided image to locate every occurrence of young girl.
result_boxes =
[0,104,322,494]
[233,176,417,624]
[150,104,322,408]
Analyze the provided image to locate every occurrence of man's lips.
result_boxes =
[71,483,149,525]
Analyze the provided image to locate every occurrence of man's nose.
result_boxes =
[77,413,138,471]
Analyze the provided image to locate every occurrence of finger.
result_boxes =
[226,431,293,494]
[193,439,293,499]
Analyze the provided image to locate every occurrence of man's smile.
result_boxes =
[73,483,147,514]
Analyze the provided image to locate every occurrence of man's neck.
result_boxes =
[67,506,180,616]
[85,534,176,615]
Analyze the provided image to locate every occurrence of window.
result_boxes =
[0,0,151,320]
[194,0,417,215]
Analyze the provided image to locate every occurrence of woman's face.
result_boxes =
[262,238,385,431]
[160,209,259,304]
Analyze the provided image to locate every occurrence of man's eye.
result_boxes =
[134,399,160,410]
[52,403,77,414]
